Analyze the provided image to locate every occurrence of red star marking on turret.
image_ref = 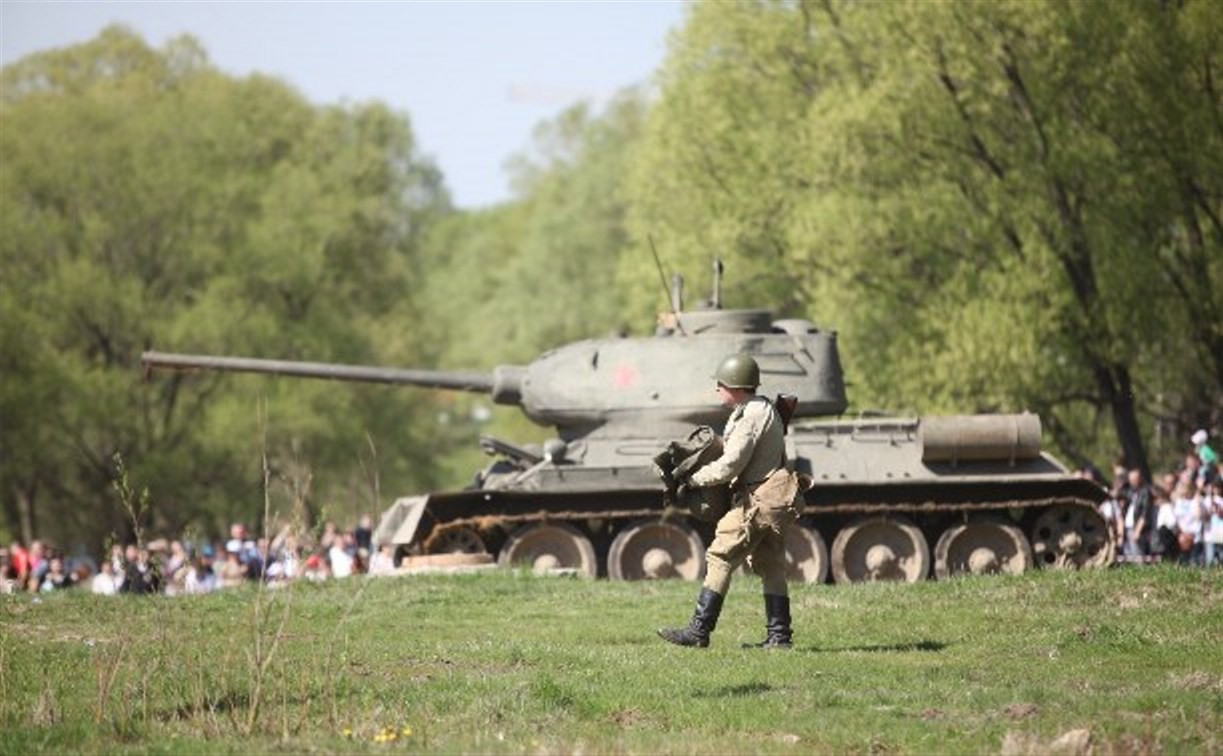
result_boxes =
[612,363,639,388]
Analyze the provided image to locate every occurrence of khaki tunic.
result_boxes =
[689,397,785,488]
[693,396,801,595]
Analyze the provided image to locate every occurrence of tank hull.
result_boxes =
[376,414,1113,582]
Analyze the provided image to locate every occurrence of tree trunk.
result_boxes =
[1,488,21,543]
[12,481,36,545]
[1094,362,1149,482]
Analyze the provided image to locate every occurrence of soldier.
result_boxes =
[658,353,802,649]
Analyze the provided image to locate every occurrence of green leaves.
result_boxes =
[419,92,646,368]
[625,0,1221,471]
[0,28,449,547]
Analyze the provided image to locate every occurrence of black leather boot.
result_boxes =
[743,593,793,649]
[658,587,723,648]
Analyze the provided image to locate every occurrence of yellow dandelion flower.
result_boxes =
[401,726,413,737]
[342,728,353,738]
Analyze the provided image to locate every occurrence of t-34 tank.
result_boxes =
[141,273,1113,583]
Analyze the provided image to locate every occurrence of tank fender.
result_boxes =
[373,495,429,547]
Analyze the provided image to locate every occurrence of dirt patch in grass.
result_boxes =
[1003,703,1039,719]
[1001,728,1091,756]
[607,707,645,727]
[1168,670,1220,692]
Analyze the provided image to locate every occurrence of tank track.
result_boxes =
[413,490,1114,581]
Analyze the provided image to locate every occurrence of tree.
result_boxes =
[0,27,451,549]
[420,91,647,364]
[624,0,1221,474]
[621,0,826,319]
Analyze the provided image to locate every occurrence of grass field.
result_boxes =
[2,565,1220,753]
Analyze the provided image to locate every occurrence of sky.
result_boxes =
[0,1,686,209]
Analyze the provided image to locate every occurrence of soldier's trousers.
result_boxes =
[703,472,800,596]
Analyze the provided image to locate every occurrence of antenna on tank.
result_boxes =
[649,235,686,335]
[711,258,724,309]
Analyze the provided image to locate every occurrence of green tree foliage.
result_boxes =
[626,0,1221,473]
[412,92,648,473]
[421,91,646,367]
[0,27,450,548]
[621,0,828,317]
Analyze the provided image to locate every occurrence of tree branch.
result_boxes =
[932,40,1007,181]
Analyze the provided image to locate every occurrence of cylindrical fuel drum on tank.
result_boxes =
[919,414,1041,464]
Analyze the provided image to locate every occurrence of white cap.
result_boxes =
[1191,429,1208,446]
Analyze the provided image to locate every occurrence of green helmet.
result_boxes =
[713,354,760,389]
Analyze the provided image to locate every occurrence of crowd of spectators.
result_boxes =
[0,514,400,596]
[1087,428,1222,567]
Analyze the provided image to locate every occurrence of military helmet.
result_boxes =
[713,353,760,389]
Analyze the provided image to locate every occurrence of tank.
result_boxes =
[141,270,1113,583]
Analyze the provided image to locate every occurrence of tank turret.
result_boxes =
[142,307,847,441]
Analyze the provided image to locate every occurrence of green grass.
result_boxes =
[2,566,1220,753]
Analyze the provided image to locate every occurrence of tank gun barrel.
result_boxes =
[142,350,525,403]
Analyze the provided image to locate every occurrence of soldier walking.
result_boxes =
[658,354,802,649]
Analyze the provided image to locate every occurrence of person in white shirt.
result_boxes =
[369,544,397,576]
[1172,482,1204,565]
[91,560,120,595]
[1203,480,1223,567]
[184,555,218,594]
[328,538,354,578]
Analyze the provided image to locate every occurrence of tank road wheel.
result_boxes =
[423,526,487,556]
[784,524,829,584]
[933,517,1032,579]
[607,520,705,581]
[830,516,930,584]
[498,523,598,578]
[1029,505,1115,569]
